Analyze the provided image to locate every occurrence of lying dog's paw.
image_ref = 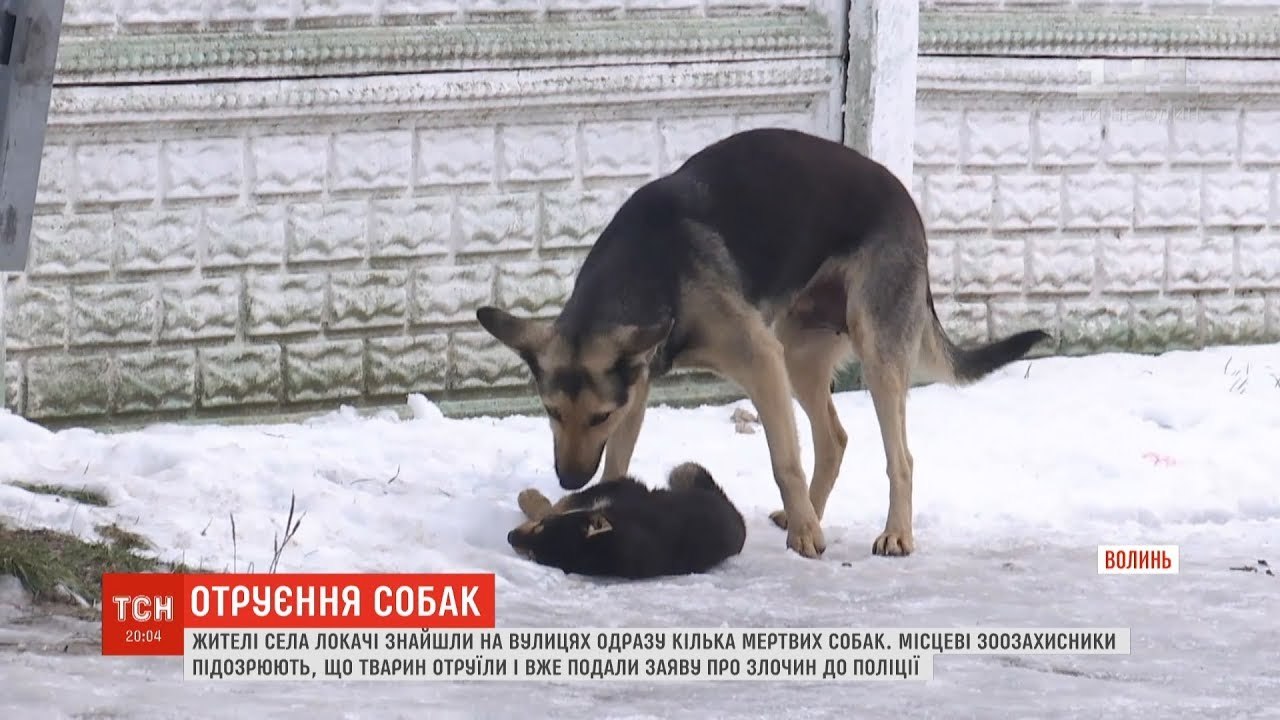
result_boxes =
[517,488,553,520]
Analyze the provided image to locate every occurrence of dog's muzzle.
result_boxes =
[507,529,535,559]
[555,445,604,490]
[555,460,599,490]
[557,472,592,491]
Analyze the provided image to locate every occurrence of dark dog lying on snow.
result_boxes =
[507,462,746,579]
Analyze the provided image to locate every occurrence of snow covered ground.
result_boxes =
[1,342,1278,719]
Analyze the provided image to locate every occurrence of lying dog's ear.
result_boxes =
[476,306,551,356]
[614,319,673,359]
[584,513,613,538]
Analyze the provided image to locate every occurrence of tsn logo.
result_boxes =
[1097,545,1179,575]
[114,594,175,622]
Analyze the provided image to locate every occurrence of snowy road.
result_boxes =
[1,343,1278,718]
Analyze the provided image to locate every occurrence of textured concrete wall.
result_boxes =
[4,1,1278,426]
[915,6,1280,358]
[56,0,831,30]
[1,0,853,424]
[921,0,1273,13]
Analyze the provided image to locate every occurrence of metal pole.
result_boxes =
[0,0,67,272]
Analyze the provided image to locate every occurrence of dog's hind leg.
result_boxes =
[847,254,926,557]
[860,352,915,556]
[769,313,851,530]
[601,376,651,481]
[668,461,716,492]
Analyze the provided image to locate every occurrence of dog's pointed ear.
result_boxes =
[476,306,551,355]
[615,318,673,358]
[584,513,613,538]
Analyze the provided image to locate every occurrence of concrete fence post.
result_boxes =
[845,0,919,190]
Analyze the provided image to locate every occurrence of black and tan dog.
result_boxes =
[477,128,1050,560]
[507,462,746,579]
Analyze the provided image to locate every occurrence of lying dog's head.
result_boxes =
[475,306,671,490]
[506,510,616,575]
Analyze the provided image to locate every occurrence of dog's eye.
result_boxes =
[588,411,611,427]
[545,407,563,423]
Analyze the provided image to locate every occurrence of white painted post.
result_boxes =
[845,0,919,189]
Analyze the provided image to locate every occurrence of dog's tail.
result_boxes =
[668,462,723,495]
[919,287,1052,385]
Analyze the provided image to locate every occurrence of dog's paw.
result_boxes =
[517,488,545,507]
[517,488,552,520]
[768,509,788,530]
[871,529,914,557]
[786,514,826,559]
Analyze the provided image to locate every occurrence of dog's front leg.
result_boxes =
[747,371,826,559]
[713,333,825,559]
[512,488,578,539]
[601,376,651,481]
[510,489,554,541]
[517,489,555,522]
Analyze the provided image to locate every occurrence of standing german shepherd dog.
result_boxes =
[476,128,1050,560]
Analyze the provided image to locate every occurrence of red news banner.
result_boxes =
[102,572,1127,683]
[101,573,496,656]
